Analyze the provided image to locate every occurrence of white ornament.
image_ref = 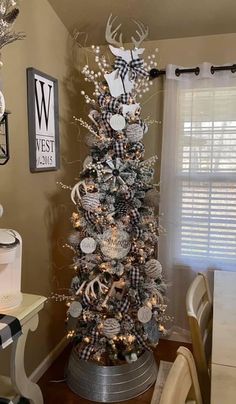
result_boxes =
[0,204,3,218]
[125,353,138,363]
[0,91,5,119]
[80,237,97,254]
[145,259,162,280]
[109,114,126,131]
[68,301,82,318]
[126,124,144,143]
[137,306,152,324]
[103,318,121,338]
[99,228,131,259]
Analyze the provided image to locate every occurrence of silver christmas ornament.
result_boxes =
[103,318,121,338]
[145,259,162,280]
[125,123,144,143]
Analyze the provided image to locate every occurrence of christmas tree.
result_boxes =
[66,15,167,365]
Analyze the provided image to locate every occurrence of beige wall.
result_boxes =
[0,0,236,377]
[0,0,87,375]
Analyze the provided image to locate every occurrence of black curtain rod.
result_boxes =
[149,63,236,79]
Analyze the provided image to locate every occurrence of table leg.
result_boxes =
[10,314,44,404]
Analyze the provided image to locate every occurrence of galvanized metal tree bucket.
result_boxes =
[66,348,158,402]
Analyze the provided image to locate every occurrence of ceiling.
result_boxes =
[48,0,236,46]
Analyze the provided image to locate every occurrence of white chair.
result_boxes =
[151,346,203,404]
[186,273,212,404]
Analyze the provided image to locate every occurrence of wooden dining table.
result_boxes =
[211,270,236,403]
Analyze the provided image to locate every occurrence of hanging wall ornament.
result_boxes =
[68,301,83,318]
[102,318,121,339]
[99,228,131,259]
[137,306,152,324]
[109,114,126,131]
[145,259,162,280]
[125,123,144,143]
[80,237,97,254]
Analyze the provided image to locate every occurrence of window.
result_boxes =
[176,86,236,268]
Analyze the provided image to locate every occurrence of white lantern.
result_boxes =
[0,229,22,311]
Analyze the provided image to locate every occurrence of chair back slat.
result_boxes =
[157,347,203,404]
[186,273,212,404]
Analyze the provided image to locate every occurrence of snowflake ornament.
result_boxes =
[102,159,133,192]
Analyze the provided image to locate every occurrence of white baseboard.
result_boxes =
[30,335,70,383]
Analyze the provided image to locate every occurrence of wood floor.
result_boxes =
[38,339,192,404]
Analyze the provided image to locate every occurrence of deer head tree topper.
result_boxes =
[104,14,149,99]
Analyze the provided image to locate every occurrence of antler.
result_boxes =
[105,13,123,48]
[84,275,109,302]
[131,20,149,48]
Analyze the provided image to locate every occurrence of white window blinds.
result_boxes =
[177,87,236,267]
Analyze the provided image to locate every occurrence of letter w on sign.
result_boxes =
[34,75,54,135]
[34,78,52,131]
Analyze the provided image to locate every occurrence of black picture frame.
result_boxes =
[27,67,59,172]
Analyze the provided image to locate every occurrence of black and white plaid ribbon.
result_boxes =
[130,267,140,288]
[113,140,125,158]
[135,293,142,306]
[139,119,148,134]
[114,57,149,82]
[132,226,143,240]
[124,314,134,328]
[118,296,130,313]
[127,141,145,158]
[133,328,151,350]
[0,314,22,350]
[91,327,99,343]
[100,111,115,136]
[98,93,132,113]
[129,208,140,224]
[79,344,94,360]
[81,295,90,307]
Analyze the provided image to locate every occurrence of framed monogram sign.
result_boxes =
[27,68,59,172]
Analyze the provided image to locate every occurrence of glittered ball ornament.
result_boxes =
[125,123,144,143]
[145,259,162,280]
[102,318,121,339]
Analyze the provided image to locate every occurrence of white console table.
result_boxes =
[0,294,46,404]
